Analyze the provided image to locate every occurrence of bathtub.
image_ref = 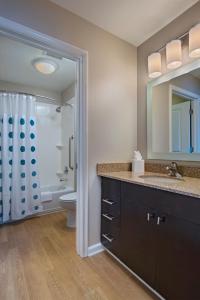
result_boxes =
[40,184,74,213]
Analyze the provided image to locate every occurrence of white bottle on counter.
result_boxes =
[132,151,144,175]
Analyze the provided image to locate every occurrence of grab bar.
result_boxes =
[69,135,74,170]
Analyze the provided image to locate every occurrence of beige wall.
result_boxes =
[137,1,200,158]
[0,0,137,246]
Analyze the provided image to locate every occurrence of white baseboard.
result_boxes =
[88,243,104,256]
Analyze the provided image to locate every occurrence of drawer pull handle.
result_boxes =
[102,234,113,243]
[102,213,115,221]
[157,216,165,225]
[147,212,155,222]
[102,199,115,205]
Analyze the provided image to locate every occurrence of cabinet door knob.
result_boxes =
[102,199,114,205]
[102,234,113,243]
[157,216,165,225]
[102,213,115,221]
[147,212,155,222]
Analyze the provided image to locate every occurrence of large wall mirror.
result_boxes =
[147,60,200,161]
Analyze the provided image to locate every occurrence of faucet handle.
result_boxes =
[64,166,69,174]
[166,162,182,178]
[171,161,177,168]
[166,162,177,170]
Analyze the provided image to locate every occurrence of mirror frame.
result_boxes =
[147,58,200,161]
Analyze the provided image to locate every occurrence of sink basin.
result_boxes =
[139,174,184,184]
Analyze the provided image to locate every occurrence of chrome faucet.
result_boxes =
[166,162,182,179]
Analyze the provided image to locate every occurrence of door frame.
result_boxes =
[0,17,89,257]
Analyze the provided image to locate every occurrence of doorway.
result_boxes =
[0,17,88,257]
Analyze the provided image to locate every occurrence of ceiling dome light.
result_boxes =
[189,24,200,58]
[32,58,58,75]
[166,40,182,69]
[148,52,162,78]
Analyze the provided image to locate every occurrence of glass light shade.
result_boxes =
[148,52,162,78]
[189,24,200,58]
[166,40,182,69]
[32,58,58,75]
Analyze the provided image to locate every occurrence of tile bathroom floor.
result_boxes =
[0,212,156,300]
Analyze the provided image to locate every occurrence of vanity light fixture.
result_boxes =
[148,52,162,78]
[148,23,200,78]
[32,58,58,75]
[189,24,200,58]
[166,40,182,69]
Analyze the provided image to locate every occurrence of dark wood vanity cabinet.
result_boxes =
[101,177,200,300]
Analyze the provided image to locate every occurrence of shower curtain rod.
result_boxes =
[0,90,59,103]
[0,90,74,107]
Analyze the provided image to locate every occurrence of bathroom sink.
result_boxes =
[139,174,184,184]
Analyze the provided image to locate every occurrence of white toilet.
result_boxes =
[59,192,77,228]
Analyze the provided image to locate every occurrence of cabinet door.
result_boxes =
[155,214,200,300]
[120,182,157,288]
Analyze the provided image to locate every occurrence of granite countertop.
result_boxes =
[98,171,200,199]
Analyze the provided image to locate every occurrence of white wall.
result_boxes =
[61,83,76,190]
[61,97,76,190]
[36,101,62,187]
[36,97,77,191]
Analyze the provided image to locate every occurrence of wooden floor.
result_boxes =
[0,212,157,300]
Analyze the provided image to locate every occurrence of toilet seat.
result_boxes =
[60,192,76,202]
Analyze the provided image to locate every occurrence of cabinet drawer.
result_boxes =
[101,233,115,251]
[101,216,120,234]
[102,177,120,204]
[101,200,120,217]
[101,218,120,256]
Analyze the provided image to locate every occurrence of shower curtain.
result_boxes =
[0,93,42,224]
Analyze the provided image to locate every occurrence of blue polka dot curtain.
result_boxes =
[0,93,42,223]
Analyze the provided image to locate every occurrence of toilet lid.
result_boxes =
[60,192,76,202]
